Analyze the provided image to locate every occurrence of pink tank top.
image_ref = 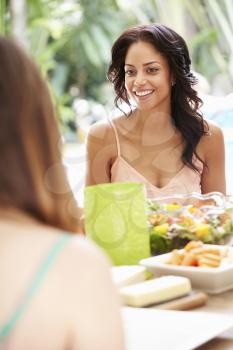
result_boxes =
[109,119,203,199]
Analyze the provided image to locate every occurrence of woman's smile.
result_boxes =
[134,89,155,98]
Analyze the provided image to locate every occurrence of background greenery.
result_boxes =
[1,0,233,138]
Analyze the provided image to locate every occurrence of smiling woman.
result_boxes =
[85,23,226,198]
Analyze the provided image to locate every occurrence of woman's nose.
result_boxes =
[134,75,147,86]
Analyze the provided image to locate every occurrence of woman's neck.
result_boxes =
[132,108,174,132]
[135,106,172,125]
[126,108,177,147]
[0,207,40,225]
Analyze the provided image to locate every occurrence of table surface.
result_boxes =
[160,288,233,349]
[114,265,233,349]
[191,289,233,349]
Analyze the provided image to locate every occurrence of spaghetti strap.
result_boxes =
[107,117,121,156]
[0,233,71,342]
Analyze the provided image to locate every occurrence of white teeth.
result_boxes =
[135,90,153,97]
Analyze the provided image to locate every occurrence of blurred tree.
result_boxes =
[24,0,131,130]
[183,0,233,93]
[10,0,27,47]
[3,0,233,135]
[0,0,8,34]
[124,0,233,93]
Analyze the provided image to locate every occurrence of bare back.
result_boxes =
[0,211,124,350]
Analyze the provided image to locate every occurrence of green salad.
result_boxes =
[147,199,233,255]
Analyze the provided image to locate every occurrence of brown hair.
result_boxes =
[0,36,80,232]
[108,24,209,173]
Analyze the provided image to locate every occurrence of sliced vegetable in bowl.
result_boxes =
[147,192,233,255]
[140,244,233,294]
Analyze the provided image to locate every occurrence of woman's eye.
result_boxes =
[147,67,159,74]
[125,70,135,76]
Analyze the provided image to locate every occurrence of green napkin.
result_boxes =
[84,182,150,265]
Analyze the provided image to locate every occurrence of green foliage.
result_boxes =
[0,0,11,34]
[23,0,131,131]
[0,0,6,34]
[4,0,233,135]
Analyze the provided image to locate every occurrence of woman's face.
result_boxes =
[124,40,173,113]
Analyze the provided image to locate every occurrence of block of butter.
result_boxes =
[119,275,191,307]
[111,266,146,288]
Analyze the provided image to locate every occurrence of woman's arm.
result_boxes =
[200,123,226,194]
[85,122,115,186]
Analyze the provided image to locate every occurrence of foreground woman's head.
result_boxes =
[0,37,80,232]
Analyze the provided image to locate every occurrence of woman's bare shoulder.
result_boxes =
[87,115,127,149]
[198,120,224,159]
[37,226,110,270]
[88,114,126,136]
[87,120,115,149]
[28,227,112,299]
[88,120,111,138]
[21,223,107,269]
[207,119,223,133]
[66,235,110,267]
[202,120,224,142]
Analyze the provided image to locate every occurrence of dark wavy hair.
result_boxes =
[107,23,209,172]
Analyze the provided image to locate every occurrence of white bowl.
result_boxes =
[140,245,233,294]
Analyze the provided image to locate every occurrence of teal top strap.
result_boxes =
[0,233,71,341]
